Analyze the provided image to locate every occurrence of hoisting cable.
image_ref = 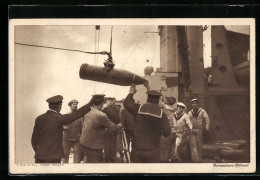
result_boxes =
[110,26,113,56]
[93,25,101,94]
[14,42,109,55]
[94,27,97,94]
[97,26,100,63]
[102,26,114,93]
[95,27,97,64]
[103,26,114,71]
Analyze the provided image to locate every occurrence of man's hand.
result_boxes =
[117,123,123,129]
[87,96,95,106]
[158,100,165,108]
[129,84,137,94]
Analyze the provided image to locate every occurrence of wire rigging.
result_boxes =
[97,28,100,63]
[95,27,97,64]
[207,44,225,75]
[94,26,101,94]
[150,34,160,65]
[110,26,113,55]
[102,26,114,94]
[15,42,107,55]
[121,27,151,68]
[94,27,97,94]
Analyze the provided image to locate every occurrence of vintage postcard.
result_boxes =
[9,18,255,174]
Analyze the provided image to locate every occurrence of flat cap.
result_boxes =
[46,95,63,104]
[92,94,106,100]
[176,102,186,108]
[106,97,115,100]
[68,99,78,106]
[146,90,162,96]
[92,94,106,98]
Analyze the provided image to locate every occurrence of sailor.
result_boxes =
[124,85,171,163]
[188,95,210,161]
[31,95,94,163]
[164,96,177,111]
[62,99,83,163]
[80,94,123,163]
[159,97,177,163]
[121,98,135,150]
[103,97,121,163]
[173,102,193,162]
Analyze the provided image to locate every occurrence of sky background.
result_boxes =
[14,25,249,163]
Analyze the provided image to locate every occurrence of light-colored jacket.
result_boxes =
[80,107,119,150]
[173,113,193,136]
[188,108,210,130]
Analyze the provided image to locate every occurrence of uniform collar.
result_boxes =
[174,112,184,120]
[191,108,202,118]
[138,103,163,118]
[48,109,58,113]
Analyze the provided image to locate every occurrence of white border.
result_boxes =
[9,18,256,174]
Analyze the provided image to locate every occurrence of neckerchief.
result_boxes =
[174,112,184,120]
[191,108,202,118]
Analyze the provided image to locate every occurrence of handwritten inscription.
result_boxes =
[213,163,249,168]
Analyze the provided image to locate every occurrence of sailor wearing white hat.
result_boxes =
[188,95,210,161]
[172,101,193,162]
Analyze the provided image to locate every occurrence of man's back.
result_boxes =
[134,117,163,149]
[80,108,118,149]
[32,110,64,159]
[124,94,171,150]
[103,104,120,124]
[121,108,135,132]
[123,89,171,163]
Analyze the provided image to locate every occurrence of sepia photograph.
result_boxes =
[9,18,255,174]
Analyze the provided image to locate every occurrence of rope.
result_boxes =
[101,26,113,94]
[207,45,224,75]
[95,28,97,64]
[110,26,113,55]
[97,29,100,63]
[121,26,151,68]
[94,28,97,94]
[15,42,106,55]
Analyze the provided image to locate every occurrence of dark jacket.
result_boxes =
[124,93,171,150]
[31,104,91,160]
[121,108,135,138]
[103,104,121,125]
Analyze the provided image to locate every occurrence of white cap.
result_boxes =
[190,98,199,102]
[176,102,186,108]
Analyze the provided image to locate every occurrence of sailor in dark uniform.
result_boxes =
[103,97,121,162]
[31,95,94,163]
[124,85,171,163]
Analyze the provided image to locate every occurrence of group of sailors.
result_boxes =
[31,83,210,163]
